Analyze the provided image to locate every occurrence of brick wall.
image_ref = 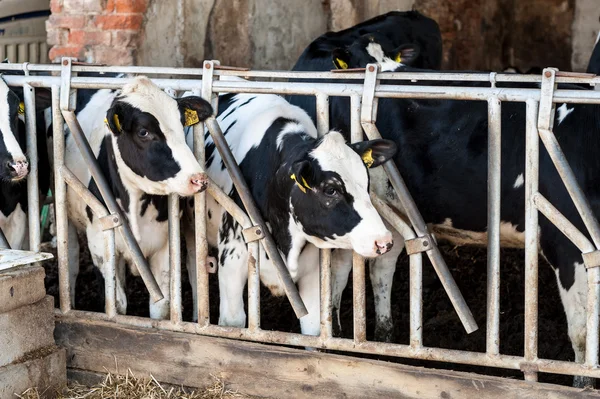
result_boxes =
[46,0,147,65]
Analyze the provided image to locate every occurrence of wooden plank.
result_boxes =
[55,317,600,399]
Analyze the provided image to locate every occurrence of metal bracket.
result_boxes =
[489,72,497,88]
[583,250,600,269]
[242,225,265,243]
[360,63,379,124]
[99,214,123,231]
[59,57,77,112]
[537,68,558,132]
[202,60,220,112]
[405,234,435,255]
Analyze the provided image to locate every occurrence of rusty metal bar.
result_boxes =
[169,194,182,323]
[487,97,502,356]
[204,117,308,319]
[247,241,260,332]
[23,84,40,252]
[523,99,540,382]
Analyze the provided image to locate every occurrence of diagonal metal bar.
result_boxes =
[204,117,308,319]
[361,64,478,334]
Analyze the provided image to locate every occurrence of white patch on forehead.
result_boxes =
[365,42,402,72]
[0,80,25,161]
[276,122,304,150]
[556,103,574,125]
[513,173,524,189]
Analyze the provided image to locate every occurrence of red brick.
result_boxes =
[48,46,84,62]
[68,29,111,46]
[93,46,135,65]
[47,14,88,29]
[46,28,69,46]
[115,0,147,13]
[112,30,138,47]
[105,0,116,12]
[50,0,63,13]
[94,14,143,30]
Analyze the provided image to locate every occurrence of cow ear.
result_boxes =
[332,48,351,70]
[176,96,213,127]
[393,44,420,66]
[350,139,397,168]
[290,160,314,194]
[105,102,125,135]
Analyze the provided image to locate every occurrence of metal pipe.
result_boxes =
[486,97,502,355]
[23,84,40,252]
[62,168,109,218]
[169,194,182,323]
[52,86,71,313]
[320,247,333,339]
[61,110,164,302]
[204,117,308,318]
[523,100,540,381]
[247,241,260,332]
[104,228,116,318]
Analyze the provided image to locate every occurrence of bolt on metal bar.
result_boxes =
[23,84,40,252]
[486,97,502,356]
[350,94,367,342]
[361,63,478,334]
[204,117,308,318]
[52,85,71,313]
[169,194,182,323]
[523,99,540,382]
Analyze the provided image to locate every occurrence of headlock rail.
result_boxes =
[3,58,600,385]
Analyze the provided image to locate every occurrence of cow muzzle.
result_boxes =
[188,172,209,194]
[8,159,29,181]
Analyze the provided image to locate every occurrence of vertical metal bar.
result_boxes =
[23,84,40,252]
[486,96,502,356]
[52,85,70,313]
[104,228,117,318]
[586,262,600,369]
[169,194,182,323]
[247,241,260,331]
[350,94,367,342]
[316,93,332,338]
[409,254,423,348]
[524,99,540,381]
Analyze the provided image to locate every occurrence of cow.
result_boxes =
[182,92,397,336]
[64,76,212,319]
[0,76,51,250]
[290,34,600,387]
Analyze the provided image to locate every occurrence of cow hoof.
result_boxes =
[573,375,595,389]
[374,318,394,343]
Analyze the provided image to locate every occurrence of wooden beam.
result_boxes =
[55,317,600,399]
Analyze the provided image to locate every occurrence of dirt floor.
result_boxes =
[41,235,577,387]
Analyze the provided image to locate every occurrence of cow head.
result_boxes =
[332,34,420,72]
[0,77,28,182]
[289,131,397,257]
[106,76,212,197]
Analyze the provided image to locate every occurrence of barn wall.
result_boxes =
[46,0,599,72]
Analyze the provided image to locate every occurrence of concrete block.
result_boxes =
[0,266,46,314]
[0,296,55,368]
[0,348,66,399]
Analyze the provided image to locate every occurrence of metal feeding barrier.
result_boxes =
[3,59,600,384]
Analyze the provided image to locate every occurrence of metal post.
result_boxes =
[23,84,40,252]
[487,96,502,356]
[247,241,260,331]
[104,228,117,318]
[523,99,540,381]
[169,194,182,323]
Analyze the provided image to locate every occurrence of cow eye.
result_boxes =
[137,129,150,138]
[324,186,338,197]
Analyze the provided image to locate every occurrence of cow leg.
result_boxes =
[149,245,170,320]
[556,262,593,388]
[369,228,404,342]
[298,244,320,337]
[115,256,127,315]
[331,249,353,336]
[67,222,80,307]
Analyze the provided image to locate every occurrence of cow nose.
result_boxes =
[190,172,208,193]
[375,238,393,255]
[8,160,28,179]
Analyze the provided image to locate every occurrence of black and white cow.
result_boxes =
[291,34,600,386]
[65,76,212,319]
[0,76,51,249]
[183,92,397,335]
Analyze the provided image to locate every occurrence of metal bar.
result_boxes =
[104,228,117,318]
[247,241,260,332]
[486,97,502,356]
[52,85,71,313]
[23,84,40,252]
[59,310,600,379]
[169,194,182,323]
[523,100,540,382]
[204,117,308,318]
[360,64,478,334]
[61,111,164,303]
[62,168,109,218]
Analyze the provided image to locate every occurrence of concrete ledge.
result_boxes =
[0,266,46,314]
[0,347,66,399]
[0,296,55,367]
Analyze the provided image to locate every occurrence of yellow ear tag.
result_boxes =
[335,58,348,69]
[184,108,200,127]
[113,114,122,132]
[18,102,24,115]
[362,148,375,168]
[290,174,312,194]
[395,54,402,63]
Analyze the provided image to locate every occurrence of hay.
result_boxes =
[17,370,254,399]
